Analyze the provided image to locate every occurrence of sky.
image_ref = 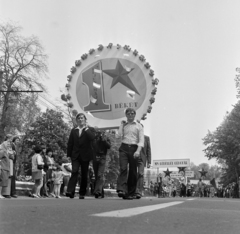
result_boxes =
[1,0,240,166]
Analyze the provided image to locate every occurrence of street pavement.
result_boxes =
[0,196,240,234]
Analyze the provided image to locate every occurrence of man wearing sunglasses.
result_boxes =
[116,108,144,200]
[66,113,95,199]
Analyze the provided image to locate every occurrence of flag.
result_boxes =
[210,178,217,189]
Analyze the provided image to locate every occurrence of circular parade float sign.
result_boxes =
[64,43,159,128]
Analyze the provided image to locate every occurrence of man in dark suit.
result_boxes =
[66,113,95,199]
[135,135,151,198]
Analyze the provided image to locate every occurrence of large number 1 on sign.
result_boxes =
[82,61,111,112]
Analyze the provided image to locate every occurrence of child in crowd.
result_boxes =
[52,164,66,198]
[61,158,72,196]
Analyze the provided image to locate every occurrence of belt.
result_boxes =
[122,143,138,147]
[96,155,105,159]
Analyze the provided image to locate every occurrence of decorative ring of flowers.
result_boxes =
[62,43,159,127]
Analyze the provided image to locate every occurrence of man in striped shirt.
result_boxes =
[116,108,144,200]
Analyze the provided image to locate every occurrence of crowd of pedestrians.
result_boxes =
[1,109,239,200]
[29,145,72,199]
[148,177,239,199]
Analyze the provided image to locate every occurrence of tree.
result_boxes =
[189,162,221,180]
[19,109,71,175]
[0,22,48,141]
[4,93,41,135]
[203,101,240,185]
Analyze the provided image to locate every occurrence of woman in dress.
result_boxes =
[45,148,56,197]
[0,140,14,198]
[31,145,44,198]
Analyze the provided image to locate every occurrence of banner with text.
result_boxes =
[168,171,194,178]
[152,159,190,168]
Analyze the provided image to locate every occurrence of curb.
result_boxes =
[15,181,118,197]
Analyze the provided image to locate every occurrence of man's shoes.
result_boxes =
[79,195,85,199]
[3,195,11,199]
[123,195,133,200]
[11,195,18,198]
[133,194,141,199]
[94,192,100,199]
[117,191,125,198]
[66,192,74,199]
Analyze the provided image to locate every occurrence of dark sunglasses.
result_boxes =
[77,116,85,120]
[126,112,136,116]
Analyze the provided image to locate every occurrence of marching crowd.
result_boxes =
[1,108,238,200]
[149,177,239,199]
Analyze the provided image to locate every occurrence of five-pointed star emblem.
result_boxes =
[163,168,173,177]
[102,60,140,95]
[198,168,208,177]
[178,167,186,173]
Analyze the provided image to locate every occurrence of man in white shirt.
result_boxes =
[116,108,144,200]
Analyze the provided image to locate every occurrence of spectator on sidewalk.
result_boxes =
[52,164,67,198]
[11,136,20,198]
[45,148,55,197]
[61,158,72,196]
[1,136,15,199]
[31,145,44,198]
[0,140,14,199]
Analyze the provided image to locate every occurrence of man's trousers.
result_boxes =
[93,157,106,195]
[117,143,138,196]
[67,158,89,196]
